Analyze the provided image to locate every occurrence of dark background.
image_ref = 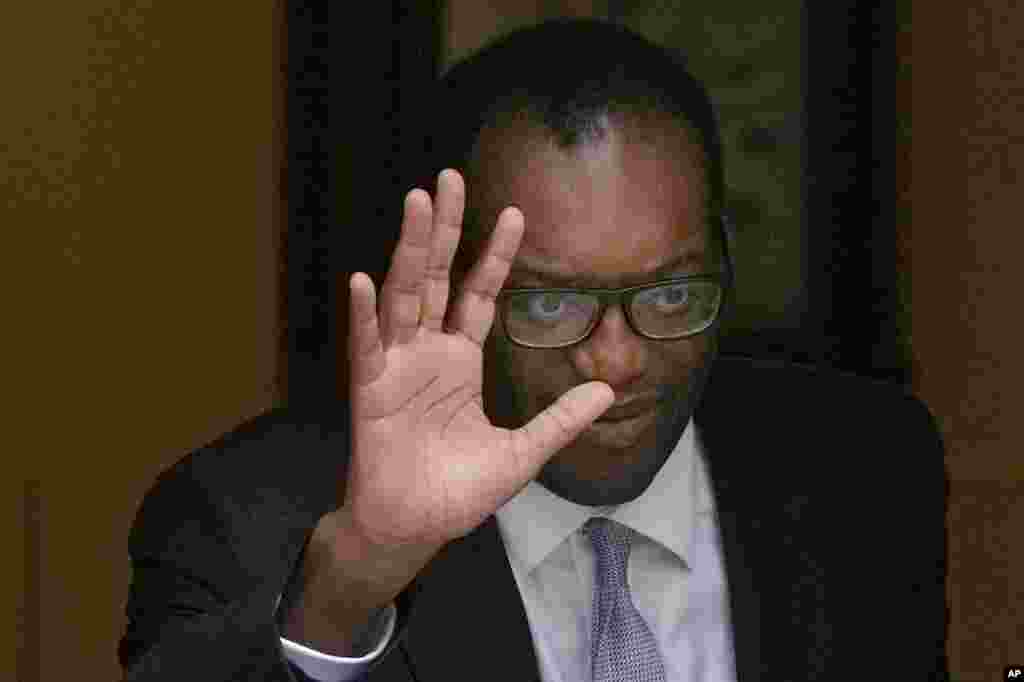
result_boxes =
[285,0,904,411]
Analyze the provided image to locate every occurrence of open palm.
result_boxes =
[343,169,614,552]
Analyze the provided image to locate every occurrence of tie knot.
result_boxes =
[584,516,635,555]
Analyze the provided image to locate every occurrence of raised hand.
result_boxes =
[343,169,615,553]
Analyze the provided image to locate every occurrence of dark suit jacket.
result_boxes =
[118,355,950,681]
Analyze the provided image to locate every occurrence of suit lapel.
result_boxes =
[403,513,540,682]
[696,402,764,682]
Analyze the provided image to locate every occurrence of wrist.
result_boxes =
[324,505,441,601]
[278,512,392,656]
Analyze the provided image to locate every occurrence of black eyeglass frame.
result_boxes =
[497,273,732,349]
[494,215,736,349]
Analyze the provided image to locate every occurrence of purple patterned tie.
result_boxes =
[584,517,668,682]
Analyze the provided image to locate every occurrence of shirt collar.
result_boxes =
[495,420,711,576]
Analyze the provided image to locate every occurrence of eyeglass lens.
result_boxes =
[503,281,722,347]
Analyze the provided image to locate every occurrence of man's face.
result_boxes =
[467,113,721,507]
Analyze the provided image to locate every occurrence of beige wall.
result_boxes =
[912,2,1023,484]
[912,1,1024,678]
[6,1,285,679]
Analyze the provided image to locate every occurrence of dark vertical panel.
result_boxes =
[354,0,443,291]
[869,0,906,383]
[392,1,444,197]
[287,1,442,410]
[286,0,333,409]
[330,2,392,413]
[804,0,905,382]
[804,0,859,374]
[331,0,442,414]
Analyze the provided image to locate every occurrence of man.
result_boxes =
[119,19,948,681]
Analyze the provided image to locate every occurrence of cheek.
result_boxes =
[490,314,556,376]
[485,323,528,386]
[502,341,567,385]
[660,335,711,380]
[487,331,573,401]
[484,335,576,426]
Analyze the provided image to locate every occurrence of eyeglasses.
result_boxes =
[496,274,727,349]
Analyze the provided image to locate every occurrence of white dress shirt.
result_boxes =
[278,422,737,682]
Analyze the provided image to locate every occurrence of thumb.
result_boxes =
[510,381,615,477]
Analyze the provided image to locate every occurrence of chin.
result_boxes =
[536,429,672,507]
[535,463,656,507]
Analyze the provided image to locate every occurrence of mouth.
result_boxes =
[585,404,658,445]
[595,397,660,423]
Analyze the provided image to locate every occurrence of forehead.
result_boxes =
[467,112,709,285]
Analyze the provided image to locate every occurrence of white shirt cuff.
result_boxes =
[275,593,397,682]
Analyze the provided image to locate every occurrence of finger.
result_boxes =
[421,169,465,332]
[446,205,524,347]
[510,382,616,477]
[380,189,433,348]
[348,272,386,388]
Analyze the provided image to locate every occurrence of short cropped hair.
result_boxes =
[416,18,727,278]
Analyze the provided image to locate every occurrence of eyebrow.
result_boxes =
[508,251,703,287]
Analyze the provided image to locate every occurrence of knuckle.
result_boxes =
[390,277,423,295]
[401,223,432,249]
[545,401,574,439]
[451,325,480,348]
[424,283,450,313]
[421,306,443,327]
[508,428,529,466]
[357,333,380,356]
[425,261,450,282]
[490,245,516,266]
[465,286,495,306]
[481,257,513,287]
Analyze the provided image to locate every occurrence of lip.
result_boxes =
[595,395,660,422]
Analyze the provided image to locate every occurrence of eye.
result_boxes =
[516,292,594,326]
[527,292,569,320]
[637,284,691,313]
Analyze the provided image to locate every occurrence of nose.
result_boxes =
[569,303,646,387]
